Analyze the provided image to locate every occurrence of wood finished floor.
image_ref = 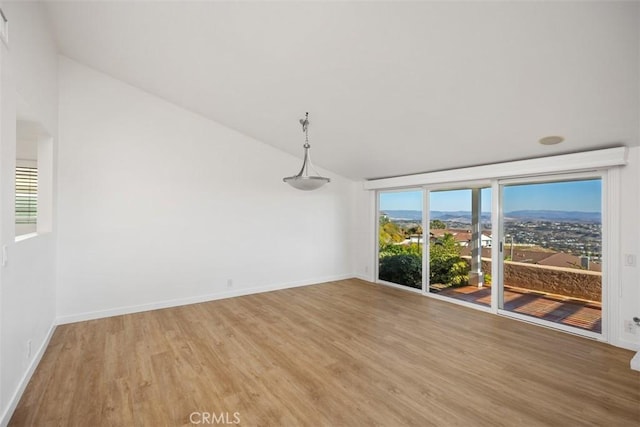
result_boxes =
[10,279,640,426]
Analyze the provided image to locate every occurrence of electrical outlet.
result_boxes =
[624,254,637,267]
[364,265,369,273]
[624,320,636,334]
[227,279,233,288]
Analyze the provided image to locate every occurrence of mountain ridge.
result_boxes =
[381,209,601,223]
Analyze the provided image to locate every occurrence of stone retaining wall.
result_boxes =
[462,257,601,302]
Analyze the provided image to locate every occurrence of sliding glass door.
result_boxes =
[375,172,606,339]
[498,176,603,335]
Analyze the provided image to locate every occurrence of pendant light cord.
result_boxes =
[303,112,310,148]
[302,112,324,176]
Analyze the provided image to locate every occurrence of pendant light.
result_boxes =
[283,112,330,190]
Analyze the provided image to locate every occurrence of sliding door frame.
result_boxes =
[368,147,625,346]
[375,171,616,342]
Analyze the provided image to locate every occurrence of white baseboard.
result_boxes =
[631,352,640,371]
[56,274,352,325]
[353,274,374,282]
[608,336,640,352]
[0,322,57,427]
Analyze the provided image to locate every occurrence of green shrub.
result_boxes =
[377,233,469,290]
[429,233,469,287]
[379,254,422,289]
[379,242,422,258]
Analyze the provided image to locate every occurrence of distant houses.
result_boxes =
[381,208,601,272]
[402,227,600,272]
[429,228,492,248]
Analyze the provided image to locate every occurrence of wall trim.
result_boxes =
[364,147,628,190]
[0,323,56,427]
[56,274,352,325]
[616,340,640,352]
[604,167,620,348]
[631,352,640,371]
[353,273,374,282]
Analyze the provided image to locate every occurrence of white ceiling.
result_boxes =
[44,1,639,180]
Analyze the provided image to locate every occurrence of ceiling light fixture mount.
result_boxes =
[283,112,330,191]
[538,135,565,145]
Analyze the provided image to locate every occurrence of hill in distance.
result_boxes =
[505,210,600,222]
[381,210,600,223]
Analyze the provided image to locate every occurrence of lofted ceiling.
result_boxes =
[44,1,639,181]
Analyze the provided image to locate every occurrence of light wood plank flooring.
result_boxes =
[10,279,640,426]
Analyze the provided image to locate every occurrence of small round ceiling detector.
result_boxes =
[538,135,565,145]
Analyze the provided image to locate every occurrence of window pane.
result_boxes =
[428,187,492,308]
[378,190,423,289]
[15,166,37,225]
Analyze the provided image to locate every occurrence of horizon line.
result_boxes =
[380,209,602,214]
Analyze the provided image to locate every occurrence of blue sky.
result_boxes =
[379,179,601,212]
[503,179,601,212]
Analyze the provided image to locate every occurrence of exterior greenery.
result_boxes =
[428,234,469,286]
[378,253,422,289]
[430,219,446,229]
[379,215,469,289]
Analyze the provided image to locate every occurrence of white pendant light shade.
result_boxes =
[283,112,330,191]
[284,175,330,191]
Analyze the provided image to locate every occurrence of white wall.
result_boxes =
[16,122,38,161]
[351,185,375,282]
[56,57,354,322]
[352,149,640,352]
[0,1,58,425]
